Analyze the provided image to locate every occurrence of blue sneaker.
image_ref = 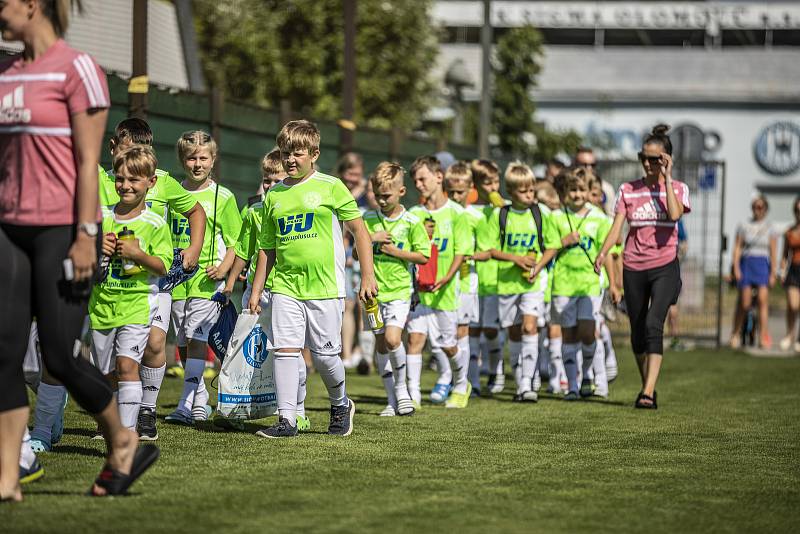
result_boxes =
[51,392,69,445]
[430,383,452,404]
[165,409,194,426]
[19,459,45,484]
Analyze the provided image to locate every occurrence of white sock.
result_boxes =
[431,347,452,385]
[118,381,143,430]
[479,333,489,374]
[601,322,618,379]
[563,343,580,394]
[297,357,307,418]
[313,352,347,407]
[488,334,503,377]
[407,353,423,404]
[520,334,538,394]
[388,344,411,401]
[509,339,522,392]
[194,377,209,408]
[274,352,300,426]
[358,330,376,362]
[581,341,597,381]
[468,335,481,390]
[178,359,205,415]
[140,364,165,410]
[549,336,564,391]
[576,347,584,383]
[20,428,36,469]
[376,351,397,408]
[592,341,608,395]
[451,337,470,394]
[31,382,66,444]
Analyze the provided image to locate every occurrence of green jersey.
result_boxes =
[89,206,173,329]
[172,181,242,300]
[259,171,361,301]
[99,166,197,221]
[484,204,561,295]
[550,204,611,297]
[474,205,500,296]
[459,205,483,295]
[235,200,276,288]
[409,199,473,311]
[363,208,431,303]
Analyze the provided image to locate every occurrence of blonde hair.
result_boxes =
[535,181,560,207]
[370,162,405,190]
[176,130,218,163]
[445,160,472,189]
[113,144,157,179]
[470,159,499,184]
[554,168,589,198]
[277,120,320,153]
[261,148,283,177]
[504,161,535,191]
[41,0,80,37]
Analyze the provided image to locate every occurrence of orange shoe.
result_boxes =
[760,332,772,350]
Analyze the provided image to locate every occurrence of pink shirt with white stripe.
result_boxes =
[614,178,691,271]
[0,39,109,226]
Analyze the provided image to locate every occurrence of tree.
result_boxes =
[491,25,581,161]
[193,0,438,130]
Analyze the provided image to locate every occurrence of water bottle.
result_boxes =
[363,297,384,332]
[488,191,505,208]
[521,250,538,280]
[117,226,143,275]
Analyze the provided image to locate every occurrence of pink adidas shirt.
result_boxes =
[0,39,109,226]
[614,178,691,271]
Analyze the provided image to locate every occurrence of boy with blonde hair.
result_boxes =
[364,162,430,416]
[249,120,378,437]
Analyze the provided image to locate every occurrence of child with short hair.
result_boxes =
[408,156,474,408]
[165,131,242,425]
[363,162,430,416]
[249,120,378,438]
[485,162,559,402]
[89,145,173,431]
[550,169,617,400]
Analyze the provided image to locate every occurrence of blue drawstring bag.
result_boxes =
[208,297,238,363]
[158,249,199,292]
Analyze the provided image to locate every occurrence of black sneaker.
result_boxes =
[255,417,298,439]
[328,399,355,436]
[137,407,158,441]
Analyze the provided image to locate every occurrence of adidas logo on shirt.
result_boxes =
[323,341,334,350]
[0,85,31,123]
[154,315,162,322]
[131,345,139,352]
[195,326,204,335]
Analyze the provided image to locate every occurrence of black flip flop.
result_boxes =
[88,444,160,496]
[635,393,657,410]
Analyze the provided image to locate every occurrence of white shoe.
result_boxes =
[396,397,415,416]
[780,336,793,351]
[379,405,396,417]
[489,375,505,394]
[532,371,541,393]
[794,341,800,353]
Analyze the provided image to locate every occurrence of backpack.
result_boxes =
[499,204,544,252]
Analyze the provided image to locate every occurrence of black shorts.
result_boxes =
[785,264,800,288]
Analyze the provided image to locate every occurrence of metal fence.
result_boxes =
[595,159,727,347]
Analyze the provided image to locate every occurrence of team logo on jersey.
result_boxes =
[505,233,537,249]
[303,192,323,209]
[277,213,316,241]
[0,85,30,123]
[433,237,449,252]
[172,218,191,236]
[243,328,269,368]
[109,259,133,281]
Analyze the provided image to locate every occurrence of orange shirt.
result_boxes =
[786,226,800,265]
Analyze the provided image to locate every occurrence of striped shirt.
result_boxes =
[0,39,109,226]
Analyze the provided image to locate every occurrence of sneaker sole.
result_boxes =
[19,465,45,484]
[138,433,159,441]
[255,431,297,439]
[329,400,356,436]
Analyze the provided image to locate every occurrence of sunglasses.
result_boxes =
[753,204,767,211]
[639,153,662,165]
[576,162,597,168]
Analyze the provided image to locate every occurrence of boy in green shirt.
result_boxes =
[485,163,560,402]
[363,162,430,417]
[249,120,378,438]
[90,145,173,431]
[407,156,473,408]
[550,169,617,400]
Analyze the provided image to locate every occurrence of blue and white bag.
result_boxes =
[216,311,277,420]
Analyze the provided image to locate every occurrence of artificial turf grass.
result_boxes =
[4,348,799,533]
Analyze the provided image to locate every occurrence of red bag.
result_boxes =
[416,243,439,292]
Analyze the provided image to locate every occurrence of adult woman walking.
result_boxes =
[780,196,800,352]
[0,0,156,501]
[730,196,778,349]
[595,125,691,409]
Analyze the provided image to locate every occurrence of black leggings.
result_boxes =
[623,258,682,356]
[0,224,112,413]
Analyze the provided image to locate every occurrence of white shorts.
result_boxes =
[407,305,457,349]
[592,293,603,323]
[498,292,545,328]
[151,292,172,333]
[552,295,597,328]
[271,294,343,355]
[474,295,500,330]
[172,297,222,344]
[91,324,150,374]
[538,301,552,328]
[171,299,188,347]
[458,292,479,325]
[378,300,411,331]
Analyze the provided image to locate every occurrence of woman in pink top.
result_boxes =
[0,0,156,501]
[595,124,691,409]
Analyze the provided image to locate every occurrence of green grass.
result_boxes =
[4,349,800,533]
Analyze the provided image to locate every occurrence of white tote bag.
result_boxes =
[216,310,277,420]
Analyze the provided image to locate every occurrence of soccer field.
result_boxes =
[4,348,799,533]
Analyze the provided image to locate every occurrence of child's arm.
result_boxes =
[380,243,428,265]
[431,254,464,293]
[472,250,492,261]
[180,202,206,270]
[207,247,236,281]
[223,255,249,296]
[529,248,558,281]
[345,218,378,301]
[116,239,168,276]
[248,249,274,314]
[490,248,536,271]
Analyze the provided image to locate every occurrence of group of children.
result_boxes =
[24,117,625,448]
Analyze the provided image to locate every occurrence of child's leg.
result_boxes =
[405,305,430,406]
[518,292,543,396]
[374,334,397,409]
[306,299,348,408]
[141,292,171,412]
[468,327,482,391]
[114,325,148,430]
[174,298,219,419]
[297,357,307,419]
[553,297,580,395]
[381,304,413,406]
[269,294,308,427]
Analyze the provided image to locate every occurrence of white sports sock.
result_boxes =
[313,352,347,407]
[178,359,205,415]
[562,342,580,394]
[20,428,35,469]
[297,357,307,418]
[140,364,165,410]
[407,353,422,404]
[488,334,504,377]
[358,330,376,362]
[431,347,452,385]
[274,352,300,426]
[548,336,564,391]
[376,351,397,408]
[519,334,539,394]
[31,382,67,444]
[451,336,470,394]
[508,339,522,391]
[592,341,608,396]
[581,341,597,380]
[468,335,481,390]
[600,322,618,378]
[118,381,143,430]
[388,344,411,401]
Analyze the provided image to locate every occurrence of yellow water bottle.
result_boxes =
[364,297,384,332]
[522,250,538,280]
[459,260,470,279]
[488,191,505,208]
[117,226,143,275]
